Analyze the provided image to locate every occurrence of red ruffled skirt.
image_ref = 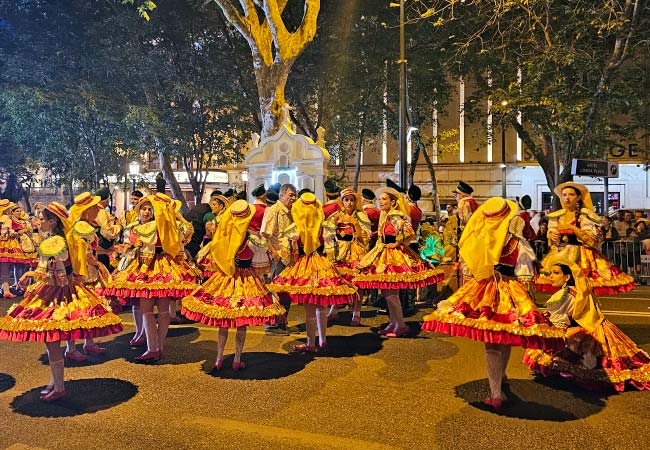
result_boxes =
[98,253,199,303]
[523,319,650,391]
[0,280,123,342]
[0,237,37,265]
[181,267,285,328]
[353,243,444,290]
[536,245,635,295]
[267,252,357,306]
[422,277,565,351]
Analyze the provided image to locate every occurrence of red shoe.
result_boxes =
[2,291,16,299]
[232,361,246,371]
[293,344,317,353]
[483,397,503,411]
[214,358,223,371]
[129,336,146,347]
[135,350,161,362]
[83,343,106,355]
[64,351,88,362]
[40,389,67,402]
[384,326,410,338]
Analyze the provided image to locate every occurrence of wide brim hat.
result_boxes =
[408,185,422,202]
[386,178,406,193]
[132,197,153,218]
[229,199,255,220]
[69,192,101,222]
[375,186,403,201]
[361,188,376,201]
[150,192,181,210]
[266,190,279,204]
[0,199,14,216]
[554,182,594,211]
[324,179,339,195]
[452,181,474,195]
[212,195,231,208]
[95,186,111,201]
[517,195,532,210]
[43,201,70,225]
[337,188,363,211]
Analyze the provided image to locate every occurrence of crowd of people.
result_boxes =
[0,179,649,410]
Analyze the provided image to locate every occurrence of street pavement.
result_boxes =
[1,287,650,450]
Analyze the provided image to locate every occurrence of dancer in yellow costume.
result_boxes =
[268,192,357,352]
[100,193,198,362]
[536,182,634,295]
[0,201,38,298]
[181,200,285,371]
[524,257,650,391]
[421,197,565,410]
[0,202,122,402]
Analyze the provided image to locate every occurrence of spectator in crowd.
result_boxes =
[634,210,649,226]
[614,210,634,238]
[600,216,620,265]
[634,220,650,255]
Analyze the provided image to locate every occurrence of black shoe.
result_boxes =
[287,324,306,333]
[265,326,289,336]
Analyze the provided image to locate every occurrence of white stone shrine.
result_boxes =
[245,104,330,202]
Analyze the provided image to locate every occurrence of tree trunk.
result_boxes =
[157,147,188,214]
[255,58,293,139]
[352,115,366,191]
[420,143,441,224]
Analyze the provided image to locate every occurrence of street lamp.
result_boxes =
[397,0,408,191]
[241,170,248,197]
[501,100,508,198]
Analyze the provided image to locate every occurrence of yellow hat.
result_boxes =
[211,200,255,276]
[69,192,101,223]
[337,188,363,212]
[459,197,518,280]
[0,199,15,215]
[43,202,70,226]
[554,182,594,211]
[292,193,323,255]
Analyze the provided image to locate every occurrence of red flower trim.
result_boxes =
[98,287,194,300]
[0,324,123,343]
[354,272,444,290]
[535,282,635,295]
[421,320,564,352]
[180,308,283,328]
[290,293,355,306]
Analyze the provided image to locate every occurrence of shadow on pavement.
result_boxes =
[283,332,385,359]
[0,373,16,393]
[454,377,607,421]
[201,351,314,380]
[37,326,206,367]
[11,377,138,418]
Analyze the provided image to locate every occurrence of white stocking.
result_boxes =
[157,311,170,353]
[142,312,159,352]
[485,346,504,400]
[234,327,246,362]
[45,342,65,392]
[501,345,511,381]
[315,306,327,347]
[132,305,143,338]
[304,304,317,347]
[217,327,229,361]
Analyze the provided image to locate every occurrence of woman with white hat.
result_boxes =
[181,200,285,370]
[0,201,38,298]
[353,186,443,337]
[100,193,198,361]
[422,197,565,410]
[535,182,634,295]
[0,202,122,401]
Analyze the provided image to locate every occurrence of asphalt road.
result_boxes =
[1,287,649,450]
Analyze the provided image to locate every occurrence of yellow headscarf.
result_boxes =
[291,193,323,255]
[210,200,255,277]
[44,202,89,277]
[546,256,605,332]
[148,193,181,257]
[459,197,517,281]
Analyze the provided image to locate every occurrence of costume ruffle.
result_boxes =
[181,267,285,328]
[353,244,444,290]
[332,240,366,282]
[0,281,123,342]
[421,277,565,351]
[267,252,357,306]
[536,245,635,295]
[523,319,650,391]
[0,238,38,265]
[99,253,198,302]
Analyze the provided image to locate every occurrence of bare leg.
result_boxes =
[304,304,318,347]
[45,342,65,394]
[140,299,159,353]
[156,298,171,353]
[485,343,509,404]
[217,327,229,363]
[385,290,406,330]
[351,294,362,325]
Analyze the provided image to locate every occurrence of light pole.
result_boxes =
[500,100,508,198]
[241,170,248,197]
[125,161,140,213]
[397,0,408,190]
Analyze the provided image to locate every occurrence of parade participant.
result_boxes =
[261,184,296,335]
[421,197,565,410]
[181,200,285,370]
[323,188,371,326]
[93,187,122,269]
[124,190,144,225]
[0,202,37,298]
[354,186,444,337]
[0,202,122,401]
[64,192,114,361]
[442,204,460,262]
[453,181,478,231]
[361,188,380,249]
[418,222,444,266]
[535,182,634,295]
[100,193,197,361]
[265,190,279,207]
[322,179,341,219]
[515,195,537,241]
[268,193,357,351]
[249,184,271,278]
[196,193,231,278]
[407,185,423,241]
[524,258,650,391]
